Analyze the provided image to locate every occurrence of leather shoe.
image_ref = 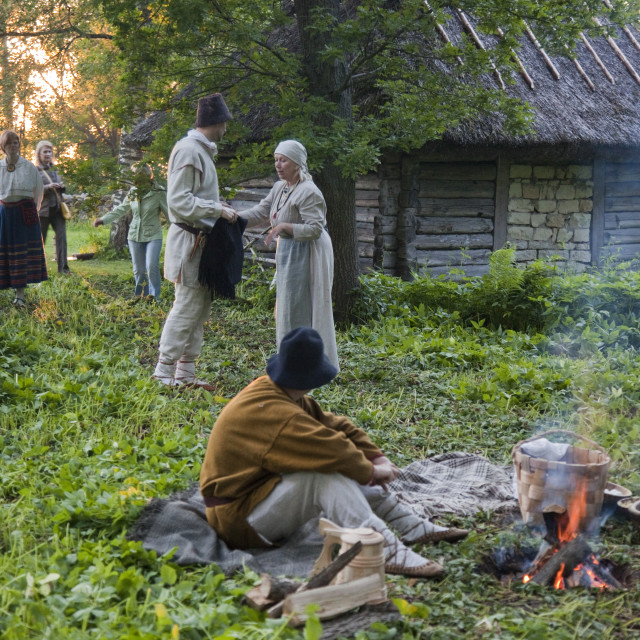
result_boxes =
[403,527,469,545]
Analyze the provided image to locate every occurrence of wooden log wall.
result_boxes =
[373,160,497,277]
[601,162,640,260]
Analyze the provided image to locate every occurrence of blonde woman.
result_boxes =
[35,140,71,274]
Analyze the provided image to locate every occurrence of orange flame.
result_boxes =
[554,563,566,590]
[557,478,588,542]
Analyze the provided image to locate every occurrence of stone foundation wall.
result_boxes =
[507,164,593,271]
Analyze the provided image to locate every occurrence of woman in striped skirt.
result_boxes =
[0,130,47,307]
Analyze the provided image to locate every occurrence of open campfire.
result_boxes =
[520,480,622,589]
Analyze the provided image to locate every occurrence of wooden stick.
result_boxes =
[456,9,506,89]
[497,27,534,90]
[593,16,640,87]
[267,541,363,618]
[580,32,615,84]
[601,0,640,54]
[568,50,596,91]
[529,535,591,586]
[525,24,560,80]
[424,1,464,66]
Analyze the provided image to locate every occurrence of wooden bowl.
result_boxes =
[71,252,95,261]
[617,496,640,523]
[603,482,632,506]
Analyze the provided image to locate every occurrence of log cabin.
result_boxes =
[122,9,640,278]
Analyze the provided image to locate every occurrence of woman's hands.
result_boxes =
[266,222,294,245]
[93,219,104,227]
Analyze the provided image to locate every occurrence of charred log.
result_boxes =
[529,535,591,586]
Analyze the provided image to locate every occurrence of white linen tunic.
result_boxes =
[241,179,339,369]
[156,130,224,368]
[164,132,224,287]
[0,157,44,207]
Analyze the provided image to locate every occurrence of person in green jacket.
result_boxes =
[94,165,168,299]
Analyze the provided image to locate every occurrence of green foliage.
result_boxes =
[2,222,640,638]
[352,247,555,332]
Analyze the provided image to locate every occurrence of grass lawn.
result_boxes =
[1,225,640,639]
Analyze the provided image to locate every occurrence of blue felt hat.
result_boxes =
[266,327,338,390]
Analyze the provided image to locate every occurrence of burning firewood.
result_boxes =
[528,535,591,586]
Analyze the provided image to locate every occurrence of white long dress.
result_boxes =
[241,178,339,370]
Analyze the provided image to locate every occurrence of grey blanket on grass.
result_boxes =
[127,452,517,577]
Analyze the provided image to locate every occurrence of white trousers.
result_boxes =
[246,472,388,545]
[158,283,212,365]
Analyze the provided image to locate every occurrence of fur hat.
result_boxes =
[266,327,338,390]
[196,93,232,127]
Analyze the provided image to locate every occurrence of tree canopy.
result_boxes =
[3,0,639,316]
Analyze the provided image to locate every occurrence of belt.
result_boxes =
[175,222,208,260]
[203,495,236,508]
[174,222,203,235]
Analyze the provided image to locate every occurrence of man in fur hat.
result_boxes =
[200,327,468,578]
[153,93,239,388]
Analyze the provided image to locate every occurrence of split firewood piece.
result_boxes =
[529,535,591,586]
[267,540,363,618]
[244,586,276,611]
[259,575,303,602]
[283,574,387,626]
[245,575,305,610]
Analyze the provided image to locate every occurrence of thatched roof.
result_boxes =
[122,8,640,152]
[439,9,640,148]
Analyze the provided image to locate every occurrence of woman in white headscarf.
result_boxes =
[239,140,339,369]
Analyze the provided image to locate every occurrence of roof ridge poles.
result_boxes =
[496,26,535,90]
[593,15,640,86]
[579,32,616,84]
[455,8,506,89]
[524,23,561,80]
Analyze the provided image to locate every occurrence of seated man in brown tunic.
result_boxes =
[200,327,468,577]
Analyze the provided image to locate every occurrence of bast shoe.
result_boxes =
[12,297,26,308]
[381,530,445,578]
[402,527,469,546]
[385,557,445,578]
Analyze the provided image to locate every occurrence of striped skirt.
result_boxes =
[0,199,48,289]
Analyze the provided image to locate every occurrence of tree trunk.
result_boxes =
[1,9,15,129]
[315,167,359,324]
[295,0,360,323]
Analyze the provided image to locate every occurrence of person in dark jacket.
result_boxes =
[35,140,71,274]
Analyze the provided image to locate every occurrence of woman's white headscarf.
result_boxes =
[274,140,312,182]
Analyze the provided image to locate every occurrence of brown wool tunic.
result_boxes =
[199,375,383,549]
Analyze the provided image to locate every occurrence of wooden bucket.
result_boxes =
[312,519,386,603]
[512,429,610,531]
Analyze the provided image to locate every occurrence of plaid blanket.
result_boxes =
[127,452,517,576]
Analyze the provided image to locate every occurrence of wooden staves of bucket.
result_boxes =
[512,429,610,533]
[280,519,388,625]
